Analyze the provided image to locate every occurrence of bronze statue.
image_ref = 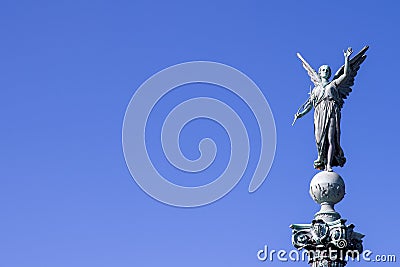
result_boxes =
[293,46,368,171]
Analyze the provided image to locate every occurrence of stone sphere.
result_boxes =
[309,171,345,205]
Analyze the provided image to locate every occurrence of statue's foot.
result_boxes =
[326,166,333,172]
[314,159,325,170]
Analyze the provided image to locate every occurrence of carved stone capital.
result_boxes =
[290,219,364,266]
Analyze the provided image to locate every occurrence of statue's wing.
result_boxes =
[333,46,369,107]
[297,53,322,87]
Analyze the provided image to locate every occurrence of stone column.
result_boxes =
[290,171,364,267]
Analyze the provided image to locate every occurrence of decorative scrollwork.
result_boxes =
[290,218,364,252]
[293,230,312,248]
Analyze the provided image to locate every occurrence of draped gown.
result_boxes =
[309,81,346,170]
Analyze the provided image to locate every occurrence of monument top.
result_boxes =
[292,46,368,172]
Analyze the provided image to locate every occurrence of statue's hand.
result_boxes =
[292,113,300,126]
[343,47,353,59]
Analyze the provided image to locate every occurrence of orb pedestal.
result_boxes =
[290,171,364,267]
[309,171,345,222]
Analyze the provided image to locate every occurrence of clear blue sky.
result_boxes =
[1,1,399,266]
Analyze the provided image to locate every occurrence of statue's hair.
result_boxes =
[318,65,331,79]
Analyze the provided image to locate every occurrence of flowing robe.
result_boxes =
[310,81,346,170]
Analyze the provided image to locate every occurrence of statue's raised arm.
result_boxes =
[293,46,368,171]
[331,46,369,108]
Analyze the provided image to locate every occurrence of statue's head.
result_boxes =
[318,65,331,79]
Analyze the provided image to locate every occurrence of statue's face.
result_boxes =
[318,65,331,79]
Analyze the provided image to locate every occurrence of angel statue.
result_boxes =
[293,46,368,172]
